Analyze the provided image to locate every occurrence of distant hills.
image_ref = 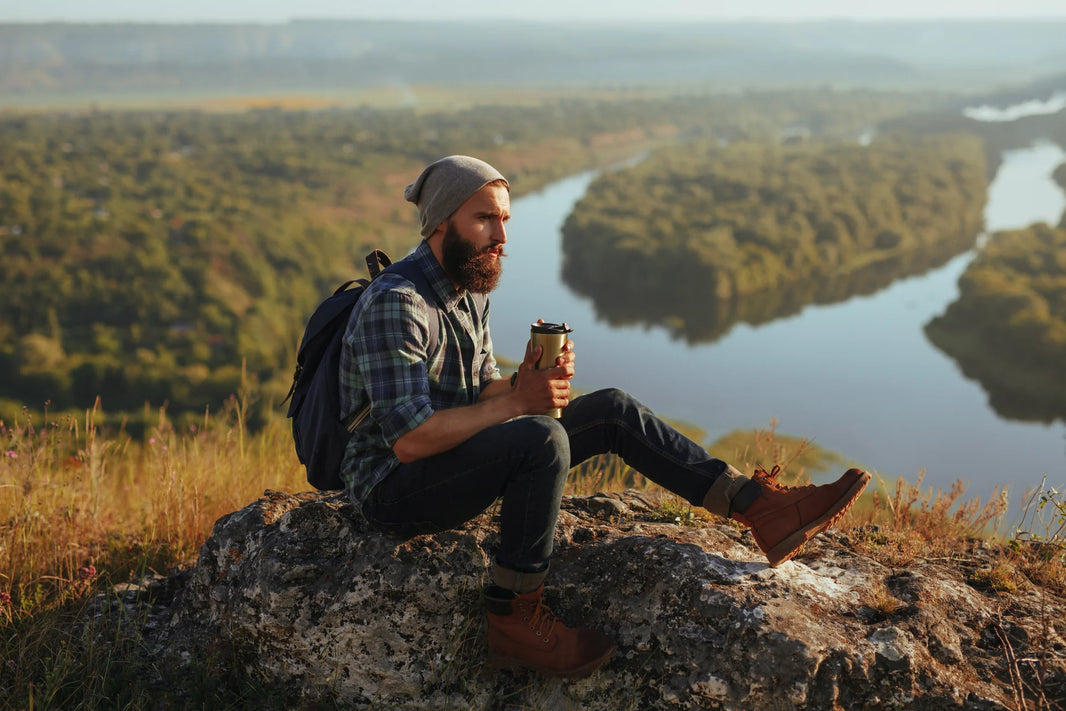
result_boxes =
[2,20,1066,102]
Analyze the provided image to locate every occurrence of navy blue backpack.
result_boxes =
[283,249,443,491]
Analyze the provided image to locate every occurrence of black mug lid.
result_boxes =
[530,322,572,334]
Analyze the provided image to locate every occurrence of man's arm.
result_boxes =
[392,341,574,463]
[478,376,514,402]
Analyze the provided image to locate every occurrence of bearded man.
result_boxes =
[338,155,869,678]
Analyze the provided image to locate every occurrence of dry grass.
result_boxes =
[1,396,305,623]
[709,418,847,484]
[871,471,1009,539]
[844,470,1011,566]
[0,391,308,709]
[848,527,929,568]
[862,580,905,616]
[1008,477,1066,594]
[969,560,1026,594]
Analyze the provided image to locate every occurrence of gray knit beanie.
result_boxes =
[404,155,509,238]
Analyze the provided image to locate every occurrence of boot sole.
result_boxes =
[765,469,871,567]
[483,643,617,679]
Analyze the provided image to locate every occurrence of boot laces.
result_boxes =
[522,597,558,641]
[753,464,814,492]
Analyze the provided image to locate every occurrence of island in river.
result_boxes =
[560,133,987,345]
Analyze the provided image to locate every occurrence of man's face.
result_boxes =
[439,183,510,294]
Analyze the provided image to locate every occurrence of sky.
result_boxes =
[5,0,1066,24]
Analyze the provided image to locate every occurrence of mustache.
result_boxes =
[483,245,506,258]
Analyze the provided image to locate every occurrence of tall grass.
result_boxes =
[1,396,304,620]
[0,392,306,709]
[1010,477,1066,592]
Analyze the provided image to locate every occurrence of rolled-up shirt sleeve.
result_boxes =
[349,286,435,446]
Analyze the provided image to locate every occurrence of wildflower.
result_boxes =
[78,565,97,581]
[3,451,15,459]
[0,591,10,606]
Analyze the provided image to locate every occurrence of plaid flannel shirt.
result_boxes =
[338,240,501,511]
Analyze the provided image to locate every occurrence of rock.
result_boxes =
[868,626,915,670]
[926,619,965,666]
[90,489,1066,710]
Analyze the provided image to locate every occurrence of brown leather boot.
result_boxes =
[731,465,870,567]
[483,585,616,678]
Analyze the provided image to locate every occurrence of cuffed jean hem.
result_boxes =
[492,561,548,594]
[701,465,759,517]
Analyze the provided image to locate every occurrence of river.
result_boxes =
[489,124,1066,516]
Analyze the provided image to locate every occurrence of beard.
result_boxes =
[440,220,504,294]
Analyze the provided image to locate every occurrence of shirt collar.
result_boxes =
[412,240,466,311]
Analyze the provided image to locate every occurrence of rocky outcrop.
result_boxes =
[92,489,1066,710]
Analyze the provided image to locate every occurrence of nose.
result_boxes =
[494,218,507,244]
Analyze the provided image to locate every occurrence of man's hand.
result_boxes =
[510,321,575,416]
[394,322,575,463]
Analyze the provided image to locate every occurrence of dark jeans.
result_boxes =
[362,388,732,574]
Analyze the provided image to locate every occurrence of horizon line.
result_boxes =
[4,16,1066,26]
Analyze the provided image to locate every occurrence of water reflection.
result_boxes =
[923,141,1066,425]
[562,231,975,345]
[963,91,1066,122]
[924,318,1066,424]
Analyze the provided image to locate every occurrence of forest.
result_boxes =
[925,222,1066,422]
[560,133,988,341]
[0,89,926,428]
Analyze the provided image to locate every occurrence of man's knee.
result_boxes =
[580,387,645,416]
[507,415,570,464]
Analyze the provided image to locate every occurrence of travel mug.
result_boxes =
[530,322,573,418]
